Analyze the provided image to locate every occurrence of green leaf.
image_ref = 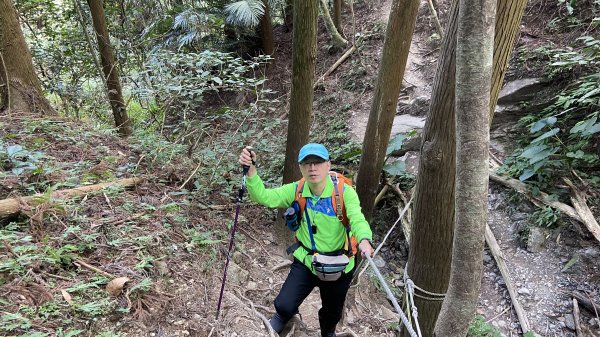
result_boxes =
[520,145,548,159]
[386,133,407,155]
[561,254,579,272]
[529,147,558,164]
[571,115,597,135]
[383,160,406,176]
[531,128,559,143]
[583,123,600,136]
[6,145,23,157]
[212,77,223,85]
[566,150,585,158]
[519,169,536,181]
[530,120,547,133]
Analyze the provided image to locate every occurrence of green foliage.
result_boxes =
[467,315,502,337]
[225,0,265,28]
[0,142,46,176]
[530,206,562,227]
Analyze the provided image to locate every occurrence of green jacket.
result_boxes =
[246,174,373,274]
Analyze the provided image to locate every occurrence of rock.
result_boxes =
[380,306,398,321]
[390,114,426,135]
[564,314,576,330]
[228,262,249,285]
[497,78,547,105]
[589,317,599,328]
[483,252,493,263]
[401,151,420,176]
[174,320,185,326]
[247,281,257,290]
[527,227,547,253]
[518,288,531,295]
[374,255,386,268]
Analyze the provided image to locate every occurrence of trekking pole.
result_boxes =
[215,163,250,320]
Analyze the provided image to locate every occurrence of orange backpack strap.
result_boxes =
[294,178,306,217]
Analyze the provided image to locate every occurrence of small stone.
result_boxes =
[517,288,530,295]
[247,281,257,290]
[527,227,547,253]
[192,314,201,320]
[564,314,575,330]
[174,320,185,326]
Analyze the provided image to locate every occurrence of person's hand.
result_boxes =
[238,146,257,177]
[359,239,374,257]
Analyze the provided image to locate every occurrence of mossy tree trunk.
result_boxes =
[87,0,131,136]
[355,0,420,221]
[319,0,347,50]
[432,0,494,335]
[405,1,529,336]
[279,0,318,245]
[0,0,55,115]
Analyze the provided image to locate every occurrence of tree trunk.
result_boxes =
[433,0,494,335]
[0,0,55,115]
[87,0,131,136]
[284,0,293,30]
[279,0,318,244]
[405,1,528,336]
[355,0,419,222]
[333,0,342,35]
[489,0,528,119]
[319,0,347,50]
[259,0,274,56]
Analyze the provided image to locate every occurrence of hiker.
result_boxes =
[238,143,374,337]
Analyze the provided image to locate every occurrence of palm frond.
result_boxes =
[225,0,265,28]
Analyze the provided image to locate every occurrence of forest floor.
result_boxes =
[1,0,599,337]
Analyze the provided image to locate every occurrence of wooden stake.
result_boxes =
[573,298,583,337]
[563,178,600,244]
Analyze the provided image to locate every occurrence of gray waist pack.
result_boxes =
[312,254,349,281]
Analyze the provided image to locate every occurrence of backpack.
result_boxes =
[293,171,358,257]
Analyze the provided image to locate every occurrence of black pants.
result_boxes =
[274,258,354,336]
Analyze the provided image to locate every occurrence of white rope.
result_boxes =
[358,196,413,279]
[364,254,419,337]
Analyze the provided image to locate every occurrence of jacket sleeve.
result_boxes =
[246,174,296,209]
[343,185,373,242]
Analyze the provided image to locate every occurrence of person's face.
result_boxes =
[299,156,331,185]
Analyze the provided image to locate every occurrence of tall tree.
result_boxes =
[405,1,528,336]
[433,0,494,335]
[320,0,347,50]
[87,0,131,136]
[333,0,342,34]
[355,0,420,221]
[258,0,274,55]
[278,0,318,243]
[0,0,55,115]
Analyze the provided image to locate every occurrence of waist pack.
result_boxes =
[312,254,349,281]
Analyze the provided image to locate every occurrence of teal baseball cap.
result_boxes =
[298,143,329,162]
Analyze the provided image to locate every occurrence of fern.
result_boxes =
[225,0,265,28]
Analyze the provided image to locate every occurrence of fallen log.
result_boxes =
[563,178,600,244]
[0,177,143,220]
[485,224,536,336]
[489,172,583,223]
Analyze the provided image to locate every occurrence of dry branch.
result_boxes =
[563,178,600,244]
[485,224,534,335]
[573,298,583,337]
[489,172,583,223]
[571,292,600,315]
[0,177,143,220]
[314,45,357,88]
